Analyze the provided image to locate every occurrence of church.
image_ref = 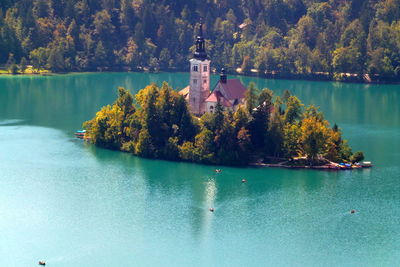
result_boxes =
[179,23,247,116]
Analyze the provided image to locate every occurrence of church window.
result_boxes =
[193,65,198,72]
[203,65,208,72]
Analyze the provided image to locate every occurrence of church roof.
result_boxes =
[205,91,232,107]
[216,79,246,100]
[179,86,190,99]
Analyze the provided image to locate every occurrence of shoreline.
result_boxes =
[1,69,399,85]
[249,162,372,171]
[81,137,371,171]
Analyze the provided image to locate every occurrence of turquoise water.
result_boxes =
[0,73,399,266]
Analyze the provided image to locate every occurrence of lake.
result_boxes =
[0,72,399,266]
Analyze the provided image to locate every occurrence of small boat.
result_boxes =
[74,130,86,135]
[38,261,46,266]
[360,161,373,168]
[242,179,247,183]
[209,208,215,212]
[214,169,222,173]
[75,130,86,139]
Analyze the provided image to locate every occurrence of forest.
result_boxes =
[1,0,400,81]
[83,83,364,166]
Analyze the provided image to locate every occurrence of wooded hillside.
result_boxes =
[1,0,399,79]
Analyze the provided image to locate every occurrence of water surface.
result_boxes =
[0,73,399,266]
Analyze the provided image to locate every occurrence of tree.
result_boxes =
[299,110,331,162]
[283,123,301,158]
[284,96,303,124]
[33,0,53,18]
[94,41,108,70]
[292,15,318,48]
[249,88,273,152]
[6,53,17,74]
[350,151,364,163]
[93,10,115,44]
[135,128,155,157]
[48,47,65,72]
[241,55,252,74]
[282,89,291,103]
[19,57,27,73]
[193,128,215,163]
[368,48,394,77]
[159,48,171,70]
[245,82,259,114]
[123,38,139,68]
[332,46,363,74]
[30,47,48,71]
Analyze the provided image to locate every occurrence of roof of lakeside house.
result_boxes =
[215,79,246,100]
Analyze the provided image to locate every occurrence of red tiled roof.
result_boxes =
[205,91,218,102]
[217,79,246,100]
[206,91,232,107]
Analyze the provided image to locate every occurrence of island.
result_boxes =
[83,24,367,169]
[83,82,367,169]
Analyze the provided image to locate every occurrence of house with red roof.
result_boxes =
[179,22,246,115]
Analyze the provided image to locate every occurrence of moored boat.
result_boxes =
[75,130,86,139]
[360,161,373,168]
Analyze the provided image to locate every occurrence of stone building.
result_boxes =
[179,23,246,115]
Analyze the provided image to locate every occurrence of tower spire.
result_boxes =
[194,20,207,60]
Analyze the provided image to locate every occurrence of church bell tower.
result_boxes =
[189,22,210,115]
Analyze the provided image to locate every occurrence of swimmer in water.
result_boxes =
[350,209,356,214]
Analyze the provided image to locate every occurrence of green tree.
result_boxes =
[350,151,364,163]
[159,48,171,70]
[19,57,27,73]
[245,82,259,114]
[48,47,65,72]
[94,41,108,70]
[135,128,155,157]
[6,53,17,74]
[283,123,301,158]
[30,47,48,71]
[284,96,303,124]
